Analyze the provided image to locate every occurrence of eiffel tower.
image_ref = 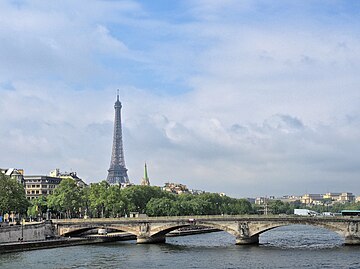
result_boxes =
[106,90,130,185]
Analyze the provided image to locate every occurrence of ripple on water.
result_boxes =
[0,225,358,269]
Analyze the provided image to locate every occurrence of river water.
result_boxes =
[1,225,359,269]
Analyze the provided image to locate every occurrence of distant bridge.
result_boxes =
[52,215,360,245]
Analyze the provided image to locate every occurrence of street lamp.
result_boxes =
[21,215,24,241]
[46,209,51,220]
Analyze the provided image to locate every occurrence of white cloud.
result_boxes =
[0,0,360,197]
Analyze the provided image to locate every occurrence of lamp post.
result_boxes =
[21,215,24,241]
[46,209,51,220]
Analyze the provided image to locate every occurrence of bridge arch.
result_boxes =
[148,222,238,239]
[59,224,140,237]
[64,226,101,236]
[255,223,345,247]
[248,220,345,238]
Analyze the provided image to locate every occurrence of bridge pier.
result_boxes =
[345,236,360,245]
[235,234,259,245]
[136,235,166,244]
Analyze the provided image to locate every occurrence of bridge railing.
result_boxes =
[50,214,357,224]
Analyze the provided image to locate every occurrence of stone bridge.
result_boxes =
[52,215,360,245]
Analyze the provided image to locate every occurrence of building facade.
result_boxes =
[49,169,87,188]
[338,192,355,203]
[300,192,355,205]
[0,168,24,185]
[300,194,324,205]
[323,192,341,201]
[163,182,189,194]
[23,175,62,200]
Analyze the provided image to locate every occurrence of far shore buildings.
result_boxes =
[49,169,87,188]
[255,195,301,205]
[300,192,355,205]
[24,169,87,200]
[0,168,24,185]
[21,169,86,200]
[24,175,62,200]
[255,192,356,206]
[162,182,205,195]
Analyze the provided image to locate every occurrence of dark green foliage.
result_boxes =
[43,181,254,217]
[47,178,83,218]
[145,193,253,216]
[27,195,48,218]
[0,173,29,215]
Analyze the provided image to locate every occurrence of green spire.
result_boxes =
[144,162,148,180]
[141,162,150,186]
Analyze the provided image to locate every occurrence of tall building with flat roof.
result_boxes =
[23,175,62,200]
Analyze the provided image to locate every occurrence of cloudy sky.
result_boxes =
[1,0,360,197]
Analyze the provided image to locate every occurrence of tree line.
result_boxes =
[29,178,254,218]
[1,173,360,219]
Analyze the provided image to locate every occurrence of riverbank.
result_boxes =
[0,233,138,254]
[0,238,101,254]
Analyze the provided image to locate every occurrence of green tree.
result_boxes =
[146,197,176,216]
[27,196,47,218]
[231,198,252,214]
[268,200,285,214]
[47,178,83,218]
[121,185,170,215]
[106,186,125,217]
[0,173,29,215]
[88,181,110,218]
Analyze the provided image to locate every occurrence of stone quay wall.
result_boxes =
[0,221,54,243]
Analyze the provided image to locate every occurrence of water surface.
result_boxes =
[1,225,359,269]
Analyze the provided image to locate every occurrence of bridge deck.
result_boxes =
[52,215,360,224]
